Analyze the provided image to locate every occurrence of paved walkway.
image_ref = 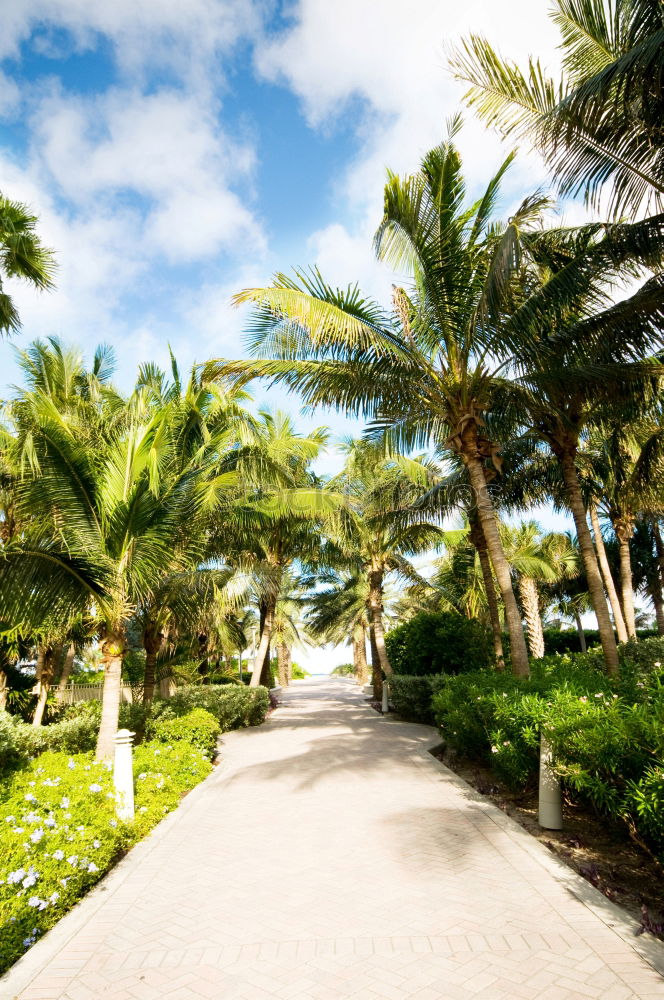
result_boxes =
[3,678,664,1000]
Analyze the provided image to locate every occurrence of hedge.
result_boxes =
[431,650,664,863]
[388,675,444,724]
[385,612,493,676]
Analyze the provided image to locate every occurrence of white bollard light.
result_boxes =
[382,679,389,714]
[113,729,135,822]
[538,733,563,830]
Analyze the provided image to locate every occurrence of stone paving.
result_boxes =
[2,677,664,1000]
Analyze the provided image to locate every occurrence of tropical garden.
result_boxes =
[1,0,664,969]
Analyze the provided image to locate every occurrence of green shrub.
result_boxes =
[153,684,269,731]
[331,664,355,676]
[0,744,211,974]
[542,628,658,655]
[389,676,440,723]
[0,712,30,778]
[385,612,493,676]
[148,709,221,758]
[290,662,310,679]
[431,654,664,861]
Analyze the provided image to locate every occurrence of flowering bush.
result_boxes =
[0,743,211,974]
[432,655,664,861]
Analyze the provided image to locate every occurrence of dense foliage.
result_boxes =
[385,612,493,676]
[432,645,664,863]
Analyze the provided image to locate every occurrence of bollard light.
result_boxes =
[382,679,389,714]
[113,728,135,822]
[538,733,563,830]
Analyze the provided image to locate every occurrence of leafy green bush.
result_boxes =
[389,675,441,723]
[148,709,221,758]
[290,662,310,679]
[542,628,657,655]
[0,743,211,974]
[331,663,355,676]
[432,655,664,861]
[152,684,269,731]
[385,612,493,676]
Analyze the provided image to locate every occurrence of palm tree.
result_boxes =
[325,440,443,695]
[0,385,231,756]
[450,0,664,217]
[581,422,664,638]
[224,134,555,675]
[306,570,371,684]
[0,194,56,334]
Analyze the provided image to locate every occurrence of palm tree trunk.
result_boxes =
[519,576,545,660]
[469,516,505,669]
[56,645,75,697]
[367,568,392,678]
[464,455,529,676]
[286,647,293,684]
[251,597,276,688]
[651,585,664,635]
[276,642,288,687]
[142,624,164,704]
[32,646,56,726]
[0,668,7,711]
[369,623,382,700]
[573,611,587,652]
[612,515,636,639]
[559,454,619,673]
[589,506,628,643]
[353,623,369,684]
[96,630,127,760]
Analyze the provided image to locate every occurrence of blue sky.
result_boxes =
[0,2,597,666]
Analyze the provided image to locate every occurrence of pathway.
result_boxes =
[2,677,663,1000]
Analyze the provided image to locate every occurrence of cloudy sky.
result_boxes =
[0,1,562,402]
[0,2,580,667]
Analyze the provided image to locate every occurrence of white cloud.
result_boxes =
[0,1,260,88]
[254,0,563,303]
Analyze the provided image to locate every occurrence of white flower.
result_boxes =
[67,855,78,866]
[27,896,45,909]
[30,828,44,844]
[52,850,65,861]
[24,794,37,803]
[60,797,69,809]
[67,761,76,770]
[12,827,24,834]
[490,745,498,753]
[49,891,60,903]
[22,869,39,889]
[87,863,99,873]
[24,812,40,824]
[654,661,661,667]
[139,806,147,813]
[59,878,69,887]
[88,784,102,794]
[109,819,117,828]
[5,815,16,823]
[137,773,147,781]
[44,816,56,828]
[76,825,85,832]
[595,692,603,698]
[92,840,100,849]
[7,868,26,885]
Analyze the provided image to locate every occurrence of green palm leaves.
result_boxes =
[450,0,664,216]
[0,195,56,334]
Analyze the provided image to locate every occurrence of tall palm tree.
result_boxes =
[0,194,56,334]
[223,134,553,675]
[306,569,371,684]
[0,386,231,756]
[450,0,664,217]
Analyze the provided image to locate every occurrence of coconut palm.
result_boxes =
[223,134,555,675]
[306,570,371,683]
[450,0,664,217]
[0,194,56,334]
[0,384,237,756]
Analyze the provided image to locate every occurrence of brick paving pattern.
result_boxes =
[2,677,663,999]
